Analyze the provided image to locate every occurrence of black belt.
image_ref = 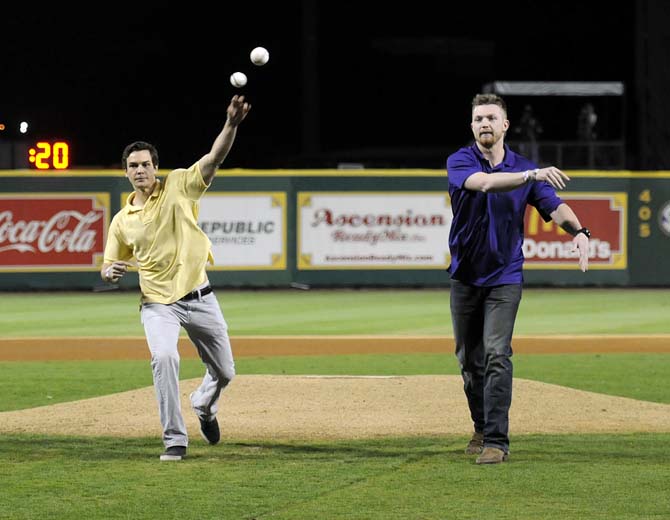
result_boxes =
[179,285,213,301]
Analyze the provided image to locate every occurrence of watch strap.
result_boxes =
[576,227,591,238]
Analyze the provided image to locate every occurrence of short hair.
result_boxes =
[472,93,508,118]
[121,141,159,169]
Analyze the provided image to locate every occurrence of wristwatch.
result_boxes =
[576,227,591,238]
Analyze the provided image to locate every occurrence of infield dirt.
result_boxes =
[1,375,669,440]
[1,335,668,440]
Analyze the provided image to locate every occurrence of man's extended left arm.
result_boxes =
[550,203,589,272]
[198,95,252,185]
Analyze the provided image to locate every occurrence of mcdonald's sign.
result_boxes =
[523,192,627,269]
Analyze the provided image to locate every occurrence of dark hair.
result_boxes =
[121,141,159,169]
[472,93,508,118]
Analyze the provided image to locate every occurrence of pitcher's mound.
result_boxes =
[1,375,668,440]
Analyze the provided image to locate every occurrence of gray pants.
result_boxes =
[450,280,522,453]
[140,290,235,448]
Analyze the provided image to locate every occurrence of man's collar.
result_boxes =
[471,142,515,168]
[125,179,162,212]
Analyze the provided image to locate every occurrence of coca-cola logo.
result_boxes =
[0,210,101,253]
[0,196,107,268]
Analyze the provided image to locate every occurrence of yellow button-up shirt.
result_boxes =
[104,162,214,304]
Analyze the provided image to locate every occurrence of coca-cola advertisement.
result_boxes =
[0,194,109,270]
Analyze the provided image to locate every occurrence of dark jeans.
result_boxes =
[450,280,522,452]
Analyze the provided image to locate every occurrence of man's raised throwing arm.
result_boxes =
[198,95,252,185]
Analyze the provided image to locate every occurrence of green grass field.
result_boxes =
[1,287,669,336]
[1,433,667,520]
[0,288,669,519]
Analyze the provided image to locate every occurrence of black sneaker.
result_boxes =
[198,417,220,445]
[160,445,187,461]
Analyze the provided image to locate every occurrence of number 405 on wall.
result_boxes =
[28,141,70,170]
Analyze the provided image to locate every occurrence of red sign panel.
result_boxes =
[0,194,109,270]
[523,193,627,269]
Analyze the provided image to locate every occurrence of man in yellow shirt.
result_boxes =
[101,95,251,461]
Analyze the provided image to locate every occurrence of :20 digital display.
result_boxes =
[28,141,70,169]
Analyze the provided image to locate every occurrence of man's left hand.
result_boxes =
[572,234,589,272]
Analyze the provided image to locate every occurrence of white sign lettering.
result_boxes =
[0,210,101,254]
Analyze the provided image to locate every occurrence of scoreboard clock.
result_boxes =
[0,140,71,170]
[27,141,70,169]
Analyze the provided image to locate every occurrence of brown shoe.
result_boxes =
[464,431,484,455]
[476,447,509,465]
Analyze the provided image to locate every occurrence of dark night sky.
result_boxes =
[1,2,635,170]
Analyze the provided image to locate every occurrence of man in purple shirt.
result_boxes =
[446,93,590,464]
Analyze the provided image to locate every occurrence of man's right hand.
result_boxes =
[536,166,570,190]
[102,261,131,283]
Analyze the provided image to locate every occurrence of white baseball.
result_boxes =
[230,72,247,88]
[250,46,270,66]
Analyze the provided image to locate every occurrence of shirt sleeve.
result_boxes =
[103,215,134,264]
[446,150,478,189]
[179,162,209,201]
[528,182,564,222]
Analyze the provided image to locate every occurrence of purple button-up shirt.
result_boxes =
[446,143,564,286]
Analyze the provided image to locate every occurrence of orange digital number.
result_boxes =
[52,142,69,169]
[28,141,70,170]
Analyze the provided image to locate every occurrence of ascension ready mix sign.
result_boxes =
[297,192,452,269]
[523,192,627,269]
[0,193,109,271]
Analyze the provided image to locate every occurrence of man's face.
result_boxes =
[471,104,509,149]
[125,150,157,190]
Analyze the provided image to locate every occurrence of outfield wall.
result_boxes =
[1,169,669,289]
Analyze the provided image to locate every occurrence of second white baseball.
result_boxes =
[250,46,270,66]
[230,72,247,88]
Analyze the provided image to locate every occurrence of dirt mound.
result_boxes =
[1,375,668,440]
